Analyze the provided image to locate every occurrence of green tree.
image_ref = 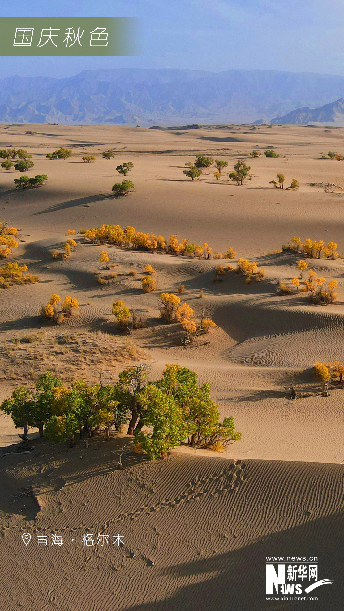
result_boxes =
[183,166,202,181]
[194,155,213,168]
[1,160,13,170]
[14,174,48,189]
[264,149,279,158]
[229,159,251,185]
[135,384,187,459]
[214,159,228,173]
[33,371,63,437]
[102,150,115,160]
[14,160,34,172]
[116,162,134,176]
[289,178,299,190]
[117,365,148,434]
[112,180,134,197]
[17,149,32,160]
[1,387,34,440]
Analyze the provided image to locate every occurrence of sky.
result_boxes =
[1,0,344,79]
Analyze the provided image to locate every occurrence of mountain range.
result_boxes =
[271,97,344,125]
[1,68,344,125]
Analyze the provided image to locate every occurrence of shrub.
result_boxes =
[309,279,338,305]
[116,162,133,176]
[0,262,39,288]
[82,155,96,163]
[14,160,34,172]
[142,276,156,293]
[14,174,47,189]
[1,160,13,170]
[289,179,299,190]
[41,293,78,324]
[224,246,236,259]
[214,171,221,180]
[112,300,131,330]
[214,159,228,173]
[250,150,260,157]
[328,151,336,159]
[46,147,72,160]
[99,250,109,264]
[112,180,134,197]
[102,150,115,160]
[183,166,202,181]
[314,362,331,389]
[160,292,181,322]
[144,264,156,275]
[229,160,251,185]
[66,229,76,235]
[177,284,185,294]
[237,258,265,282]
[284,237,338,259]
[194,155,213,168]
[264,149,279,157]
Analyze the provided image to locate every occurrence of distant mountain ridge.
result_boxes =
[1,68,344,125]
[271,97,344,125]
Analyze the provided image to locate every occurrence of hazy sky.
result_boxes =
[1,0,344,78]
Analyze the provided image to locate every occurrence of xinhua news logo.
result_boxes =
[266,557,333,601]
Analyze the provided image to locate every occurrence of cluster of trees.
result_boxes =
[0,261,39,289]
[0,149,32,171]
[283,237,339,259]
[325,151,344,161]
[1,365,241,459]
[183,156,228,181]
[160,292,216,343]
[314,360,344,389]
[269,174,299,190]
[279,268,338,304]
[83,223,236,262]
[46,147,72,160]
[112,180,134,197]
[50,238,77,260]
[0,223,18,258]
[14,174,48,189]
[41,293,79,324]
[236,258,266,283]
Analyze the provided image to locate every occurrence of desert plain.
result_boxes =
[0,122,343,609]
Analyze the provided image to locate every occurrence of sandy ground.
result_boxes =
[0,123,343,609]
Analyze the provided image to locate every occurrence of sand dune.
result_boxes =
[0,123,343,608]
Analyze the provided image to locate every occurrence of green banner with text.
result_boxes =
[0,17,137,56]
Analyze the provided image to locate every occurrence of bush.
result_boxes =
[142,276,156,293]
[236,258,265,282]
[283,237,338,259]
[14,160,34,172]
[14,174,47,189]
[194,155,213,168]
[144,264,156,275]
[41,293,79,324]
[46,147,72,160]
[102,150,115,160]
[160,292,181,322]
[264,149,279,157]
[250,150,260,158]
[82,155,96,163]
[112,300,131,330]
[1,160,13,170]
[116,162,133,176]
[229,160,251,185]
[112,180,134,197]
[183,165,202,181]
[0,261,39,288]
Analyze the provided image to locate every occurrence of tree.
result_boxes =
[112,180,134,197]
[112,300,131,330]
[229,160,251,185]
[1,387,34,439]
[289,179,299,190]
[46,147,72,160]
[1,160,13,170]
[116,162,134,176]
[264,149,279,157]
[14,160,34,172]
[142,276,156,292]
[17,149,32,160]
[214,159,228,173]
[82,155,96,163]
[183,166,202,181]
[102,150,115,160]
[118,365,148,434]
[33,371,63,437]
[314,362,331,390]
[270,173,285,188]
[14,174,48,189]
[99,250,109,265]
[250,150,260,158]
[194,155,213,168]
[135,384,187,459]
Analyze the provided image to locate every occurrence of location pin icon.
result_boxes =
[22,533,31,546]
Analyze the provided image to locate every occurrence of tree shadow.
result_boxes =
[34,193,111,215]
